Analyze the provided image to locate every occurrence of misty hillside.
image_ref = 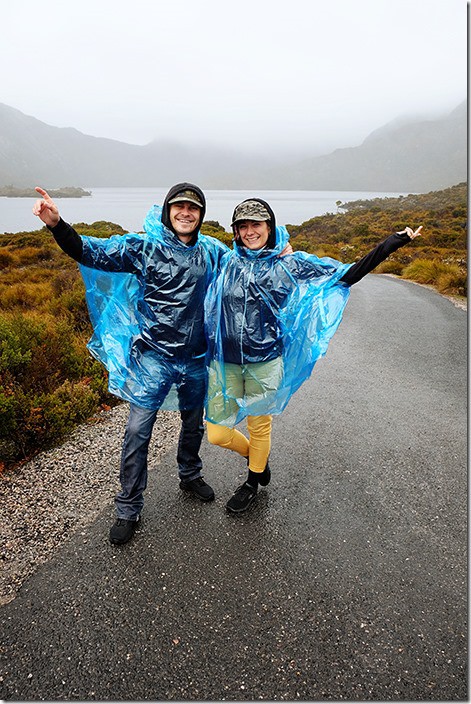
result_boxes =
[286,102,466,192]
[0,101,466,191]
[0,103,260,188]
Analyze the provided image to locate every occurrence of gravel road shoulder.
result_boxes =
[1,404,180,606]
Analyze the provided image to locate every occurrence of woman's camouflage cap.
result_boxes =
[231,200,271,226]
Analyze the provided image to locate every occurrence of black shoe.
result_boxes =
[180,476,215,502]
[258,462,271,486]
[109,517,139,545]
[226,482,258,514]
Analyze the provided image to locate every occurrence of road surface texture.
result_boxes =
[1,276,467,701]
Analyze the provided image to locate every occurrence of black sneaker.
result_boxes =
[226,482,258,513]
[109,517,139,545]
[179,476,215,502]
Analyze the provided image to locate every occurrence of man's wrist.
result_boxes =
[47,217,65,234]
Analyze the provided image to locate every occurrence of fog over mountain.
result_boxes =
[0,101,466,192]
[285,101,467,191]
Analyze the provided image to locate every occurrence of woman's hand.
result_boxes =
[399,225,423,240]
[278,243,293,257]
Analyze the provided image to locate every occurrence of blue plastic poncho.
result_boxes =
[79,205,227,410]
[205,225,352,426]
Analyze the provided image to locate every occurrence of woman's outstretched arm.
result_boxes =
[340,226,422,286]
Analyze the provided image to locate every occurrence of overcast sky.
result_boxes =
[2,0,466,157]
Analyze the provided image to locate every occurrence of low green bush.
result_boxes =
[0,315,42,375]
[0,380,100,462]
[0,311,110,464]
[40,379,100,444]
[51,283,91,332]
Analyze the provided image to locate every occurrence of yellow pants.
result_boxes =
[206,358,283,473]
[206,415,272,473]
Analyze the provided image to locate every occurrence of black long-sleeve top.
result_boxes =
[339,231,411,285]
[48,218,83,261]
[48,218,411,286]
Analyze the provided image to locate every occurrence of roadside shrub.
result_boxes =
[402,259,467,296]
[402,259,452,285]
[352,223,370,237]
[0,248,17,269]
[437,267,467,296]
[312,245,343,259]
[27,329,77,392]
[0,314,43,377]
[51,270,81,297]
[58,285,90,331]
[0,380,99,461]
[291,238,312,252]
[83,357,113,400]
[1,281,53,310]
[375,260,405,275]
[40,380,100,444]
[0,310,111,464]
[0,389,23,461]
[0,389,19,438]
[36,246,55,262]
[48,276,90,332]
[15,246,47,266]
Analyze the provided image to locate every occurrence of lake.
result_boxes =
[0,187,408,235]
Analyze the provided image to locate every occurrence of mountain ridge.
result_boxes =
[0,101,466,191]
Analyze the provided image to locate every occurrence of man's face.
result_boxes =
[169,201,201,242]
[237,220,270,250]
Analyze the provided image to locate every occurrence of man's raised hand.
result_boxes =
[32,187,60,228]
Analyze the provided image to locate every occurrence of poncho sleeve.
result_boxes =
[78,233,146,382]
[81,234,145,273]
[272,252,352,408]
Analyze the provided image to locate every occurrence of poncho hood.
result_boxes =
[232,197,281,257]
[233,202,290,263]
[160,182,206,244]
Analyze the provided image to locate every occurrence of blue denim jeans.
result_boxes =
[115,404,205,520]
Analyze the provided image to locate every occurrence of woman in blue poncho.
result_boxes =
[204,198,422,513]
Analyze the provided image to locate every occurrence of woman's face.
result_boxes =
[237,219,270,250]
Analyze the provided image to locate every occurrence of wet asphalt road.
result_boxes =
[1,276,467,702]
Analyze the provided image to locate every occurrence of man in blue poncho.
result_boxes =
[33,184,228,545]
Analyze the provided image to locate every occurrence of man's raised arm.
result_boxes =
[33,186,83,262]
